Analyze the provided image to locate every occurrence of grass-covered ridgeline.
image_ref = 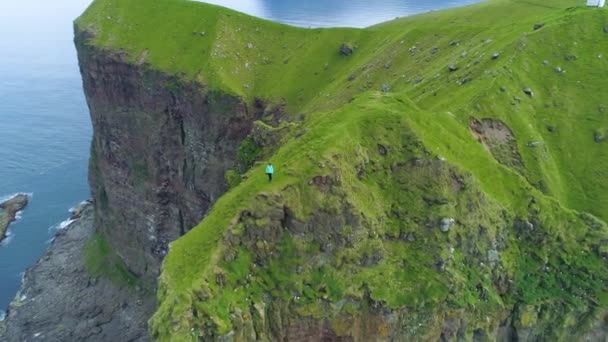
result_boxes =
[76,0,608,340]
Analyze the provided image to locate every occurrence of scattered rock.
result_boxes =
[515,219,535,231]
[406,233,416,242]
[381,84,391,93]
[533,23,545,30]
[599,105,606,113]
[440,218,455,232]
[215,271,226,288]
[555,66,563,73]
[491,52,500,60]
[431,47,439,54]
[247,42,254,49]
[527,141,541,148]
[423,197,449,206]
[564,55,577,61]
[310,175,336,192]
[448,64,459,72]
[546,125,557,133]
[460,51,468,58]
[339,43,354,56]
[523,87,534,96]
[401,232,416,242]
[449,40,460,46]
[294,129,308,138]
[199,31,206,36]
[594,130,605,143]
[457,77,472,86]
[487,249,500,265]
[543,60,549,65]
[69,200,93,220]
[348,74,356,81]
[500,86,506,92]
[377,144,388,156]
[435,258,446,272]
[513,96,522,103]
[384,63,391,69]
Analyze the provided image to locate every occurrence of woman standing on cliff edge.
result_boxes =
[266,163,274,182]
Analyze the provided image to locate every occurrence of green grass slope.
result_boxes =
[76,0,608,340]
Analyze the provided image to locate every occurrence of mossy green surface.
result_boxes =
[84,233,138,287]
[76,0,608,340]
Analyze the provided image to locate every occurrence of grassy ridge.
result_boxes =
[76,0,608,340]
[77,0,608,221]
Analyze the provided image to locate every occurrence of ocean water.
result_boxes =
[0,0,480,313]
[201,0,482,28]
[0,0,94,311]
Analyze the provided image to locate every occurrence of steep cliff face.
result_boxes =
[72,0,608,340]
[76,29,260,276]
[151,97,608,341]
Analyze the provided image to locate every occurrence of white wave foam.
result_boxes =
[0,310,6,321]
[58,218,76,229]
[48,218,76,233]
[1,231,14,246]
[69,200,90,213]
[0,192,32,204]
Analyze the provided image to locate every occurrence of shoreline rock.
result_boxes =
[0,204,154,341]
[0,194,29,243]
[68,199,93,220]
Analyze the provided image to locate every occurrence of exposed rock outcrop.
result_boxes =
[0,205,154,341]
[0,194,28,242]
[75,28,261,277]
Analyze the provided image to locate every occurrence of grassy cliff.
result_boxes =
[76,0,608,340]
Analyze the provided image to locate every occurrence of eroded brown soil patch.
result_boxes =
[469,118,525,172]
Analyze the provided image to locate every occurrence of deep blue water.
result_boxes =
[0,0,94,312]
[0,0,480,314]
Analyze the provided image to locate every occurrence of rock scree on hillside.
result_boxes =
[0,194,29,242]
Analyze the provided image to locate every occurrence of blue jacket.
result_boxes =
[266,164,274,174]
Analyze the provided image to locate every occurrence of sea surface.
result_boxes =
[201,0,482,28]
[0,0,94,313]
[0,0,480,314]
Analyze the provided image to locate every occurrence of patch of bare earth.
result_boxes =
[469,118,525,172]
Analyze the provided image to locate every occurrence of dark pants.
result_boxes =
[267,173,272,182]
